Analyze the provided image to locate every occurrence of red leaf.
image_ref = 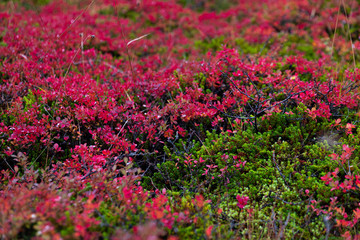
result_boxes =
[205,225,213,238]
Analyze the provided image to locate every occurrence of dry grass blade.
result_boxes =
[58,0,96,38]
[124,33,151,82]
[341,0,356,70]
[126,33,151,47]
[330,0,341,60]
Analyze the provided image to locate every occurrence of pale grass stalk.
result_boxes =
[63,34,94,82]
[57,0,96,38]
[341,0,356,70]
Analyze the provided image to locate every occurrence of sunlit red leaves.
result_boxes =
[144,194,180,230]
[236,195,249,209]
[205,225,213,238]
[345,123,356,135]
[1,163,185,238]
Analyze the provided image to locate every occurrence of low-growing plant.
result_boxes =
[1,0,360,239]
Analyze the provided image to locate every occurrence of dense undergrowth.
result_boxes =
[1,0,360,239]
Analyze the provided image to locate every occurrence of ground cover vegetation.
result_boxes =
[1,0,360,239]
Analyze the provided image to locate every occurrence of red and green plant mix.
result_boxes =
[1,0,360,239]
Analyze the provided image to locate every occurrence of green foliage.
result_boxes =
[2,0,51,7]
[235,37,271,55]
[31,0,50,5]
[118,7,141,22]
[195,36,225,54]
[1,113,15,125]
[193,72,207,90]
[148,104,343,238]
[23,89,37,111]
[178,0,237,12]
[278,34,316,60]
